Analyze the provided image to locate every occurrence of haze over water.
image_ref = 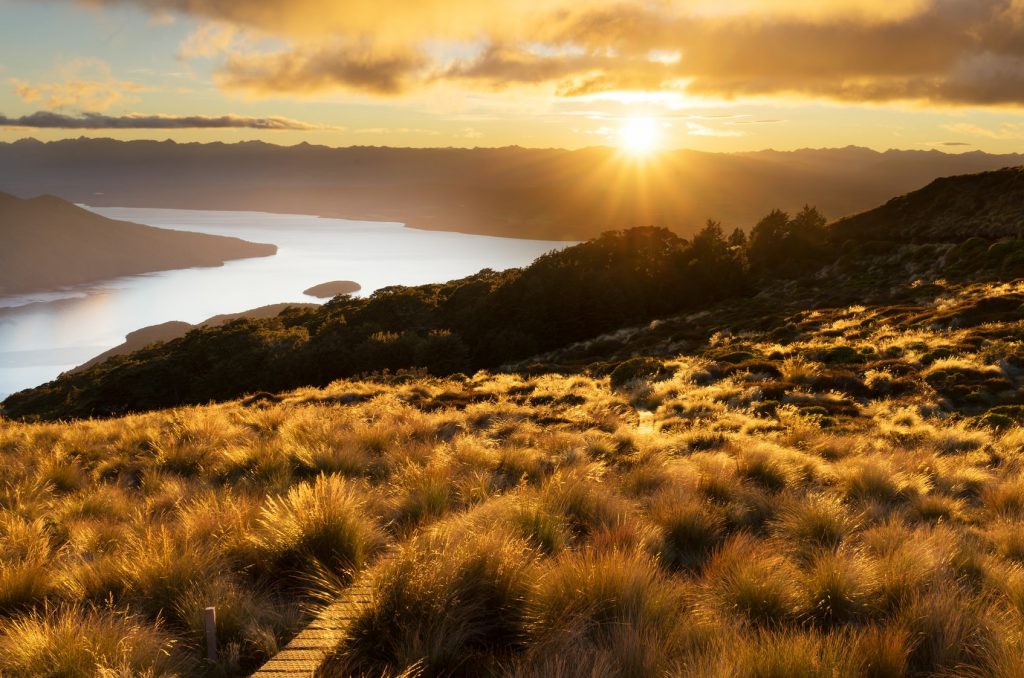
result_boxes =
[0,207,573,399]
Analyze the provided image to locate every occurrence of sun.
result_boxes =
[618,116,660,155]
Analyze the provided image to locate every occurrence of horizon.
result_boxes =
[3,135,1022,157]
[4,1,1024,153]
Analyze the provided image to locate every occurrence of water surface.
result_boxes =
[0,207,573,399]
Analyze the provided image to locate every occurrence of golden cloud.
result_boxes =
[9,58,148,112]
[73,0,1024,106]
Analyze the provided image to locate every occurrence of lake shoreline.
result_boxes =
[0,205,574,397]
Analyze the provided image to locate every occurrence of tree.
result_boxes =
[747,207,829,277]
[748,209,791,273]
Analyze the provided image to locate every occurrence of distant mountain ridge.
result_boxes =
[831,166,1024,243]
[2,139,1022,240]
[0,192,277,295]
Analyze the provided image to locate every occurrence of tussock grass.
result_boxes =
[250,474,386,579]
[649,489,726,572]
[703,533,805,625]
[802,549,880,627]
[0,603,192,677]
[773,494,853,555]
[322,526,538,676]
[1,287,1023,675]
[524,548,695,677]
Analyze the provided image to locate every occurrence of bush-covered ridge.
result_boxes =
[0,271,1021,675]
[4,216,769,420]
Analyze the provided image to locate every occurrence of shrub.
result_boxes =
[610,358,666,391]
[779,358,822,385]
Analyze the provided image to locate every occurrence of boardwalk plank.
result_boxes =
[249,582,370,677]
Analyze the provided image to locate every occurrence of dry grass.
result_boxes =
[2,281,1024,675]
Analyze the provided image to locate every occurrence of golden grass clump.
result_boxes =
[250,473,387,579]
[524,548,697,677]
[321,526,539,677]
[0,603,193,677]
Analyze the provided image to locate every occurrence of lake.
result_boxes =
[0,207,574,400]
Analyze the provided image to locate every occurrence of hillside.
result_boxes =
[2,139,1023,240]
[0,192,277,295]
[0,223,756,420]
[0,266,1022,675]
[831,166,1024,243]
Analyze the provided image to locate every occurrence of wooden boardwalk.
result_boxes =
[251,583,371,677]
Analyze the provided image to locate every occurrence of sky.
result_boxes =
[3,0,1024,152]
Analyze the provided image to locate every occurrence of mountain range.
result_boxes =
[3,139,1023,240]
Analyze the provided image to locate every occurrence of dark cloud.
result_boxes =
[941,141,973,146]
[0,111,320,129]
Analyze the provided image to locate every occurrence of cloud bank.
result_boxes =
[63,0,1024,107]
[0,111,321,129]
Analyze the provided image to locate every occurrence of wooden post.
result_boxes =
[204,606,218,662]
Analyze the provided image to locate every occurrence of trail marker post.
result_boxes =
[204,606,218,662]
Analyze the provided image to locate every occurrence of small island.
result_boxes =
[303,280,362,298]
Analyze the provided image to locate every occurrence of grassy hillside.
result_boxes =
[0,192,277,295]
[0,269,1021,675]
[1,167,1023,675]
[72,302,320,374]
